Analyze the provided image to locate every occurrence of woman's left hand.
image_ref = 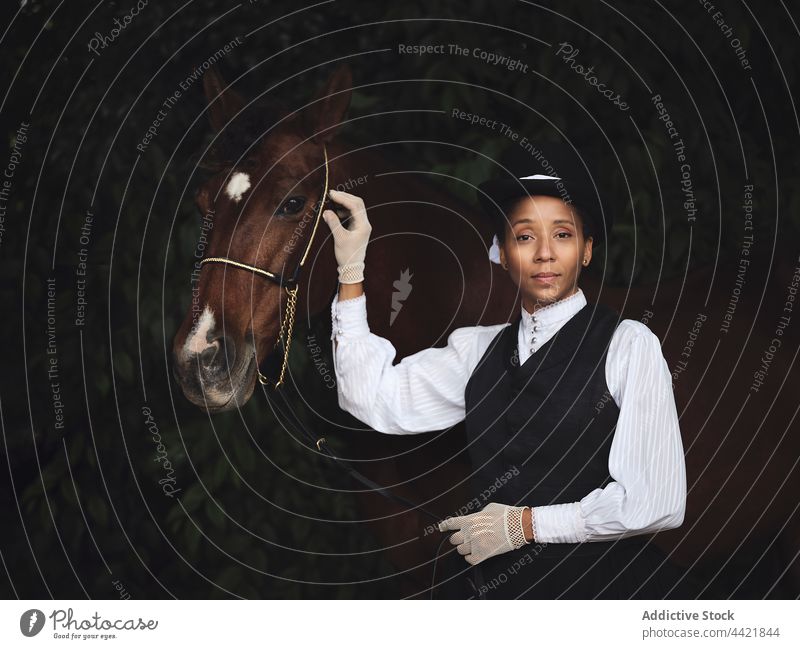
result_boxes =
[438,502,530,565]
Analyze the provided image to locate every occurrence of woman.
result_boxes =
[322,142,697,599]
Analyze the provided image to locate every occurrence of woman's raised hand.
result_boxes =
[322,189,372,284]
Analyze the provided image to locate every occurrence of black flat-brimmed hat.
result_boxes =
[477,141,612,243]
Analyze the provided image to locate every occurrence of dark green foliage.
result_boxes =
[1,0,796,598]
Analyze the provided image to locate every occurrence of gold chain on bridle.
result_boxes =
[262,281,298,387]
[198,144,330,388]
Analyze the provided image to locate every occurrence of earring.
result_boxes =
[503,264,508,270]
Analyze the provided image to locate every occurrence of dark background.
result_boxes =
[1,0,798,598]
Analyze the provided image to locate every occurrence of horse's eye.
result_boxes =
[276,196,306,216]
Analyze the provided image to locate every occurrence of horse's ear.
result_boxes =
[203,66,246,133]
[300,63,352,142]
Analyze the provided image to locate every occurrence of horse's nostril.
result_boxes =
[199,340,220,369]
[197,335,236,376]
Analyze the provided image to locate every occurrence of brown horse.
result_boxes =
[172,64,800,598]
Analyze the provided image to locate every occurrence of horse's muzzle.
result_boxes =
[172,337,257,412]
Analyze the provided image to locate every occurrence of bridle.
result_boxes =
[195,144,474,598]
[198,144,331,389]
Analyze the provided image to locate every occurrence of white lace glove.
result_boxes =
[438,502,530,566]
[322,189,372,284]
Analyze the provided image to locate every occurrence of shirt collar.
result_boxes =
[520,288,587,331]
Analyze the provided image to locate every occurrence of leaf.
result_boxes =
[39,460,66,491]
[204,498,226,529]
[216,564,242,590]
[67,435,84,464]
[114,352,133,383]
[181,482,205,513]
[86,496,109,527]
[183,524,202,557]
[165,503,185,533]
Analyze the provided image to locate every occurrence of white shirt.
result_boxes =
[329,288,687,544]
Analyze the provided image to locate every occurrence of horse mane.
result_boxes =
[198,97,289,172]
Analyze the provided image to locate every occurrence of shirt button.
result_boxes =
[337,329,343,335]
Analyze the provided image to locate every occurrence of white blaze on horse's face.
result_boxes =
[225,172,251,203]
[182,305,216,360]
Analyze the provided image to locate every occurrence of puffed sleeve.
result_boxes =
[331,292,481,435]
[532,320,687,543]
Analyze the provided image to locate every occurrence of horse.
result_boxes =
[172,63,800,598]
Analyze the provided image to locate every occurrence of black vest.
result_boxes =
[463,301,644,563]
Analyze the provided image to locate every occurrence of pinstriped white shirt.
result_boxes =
[330,288,687,544]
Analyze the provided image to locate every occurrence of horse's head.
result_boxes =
[172,64,352,411]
